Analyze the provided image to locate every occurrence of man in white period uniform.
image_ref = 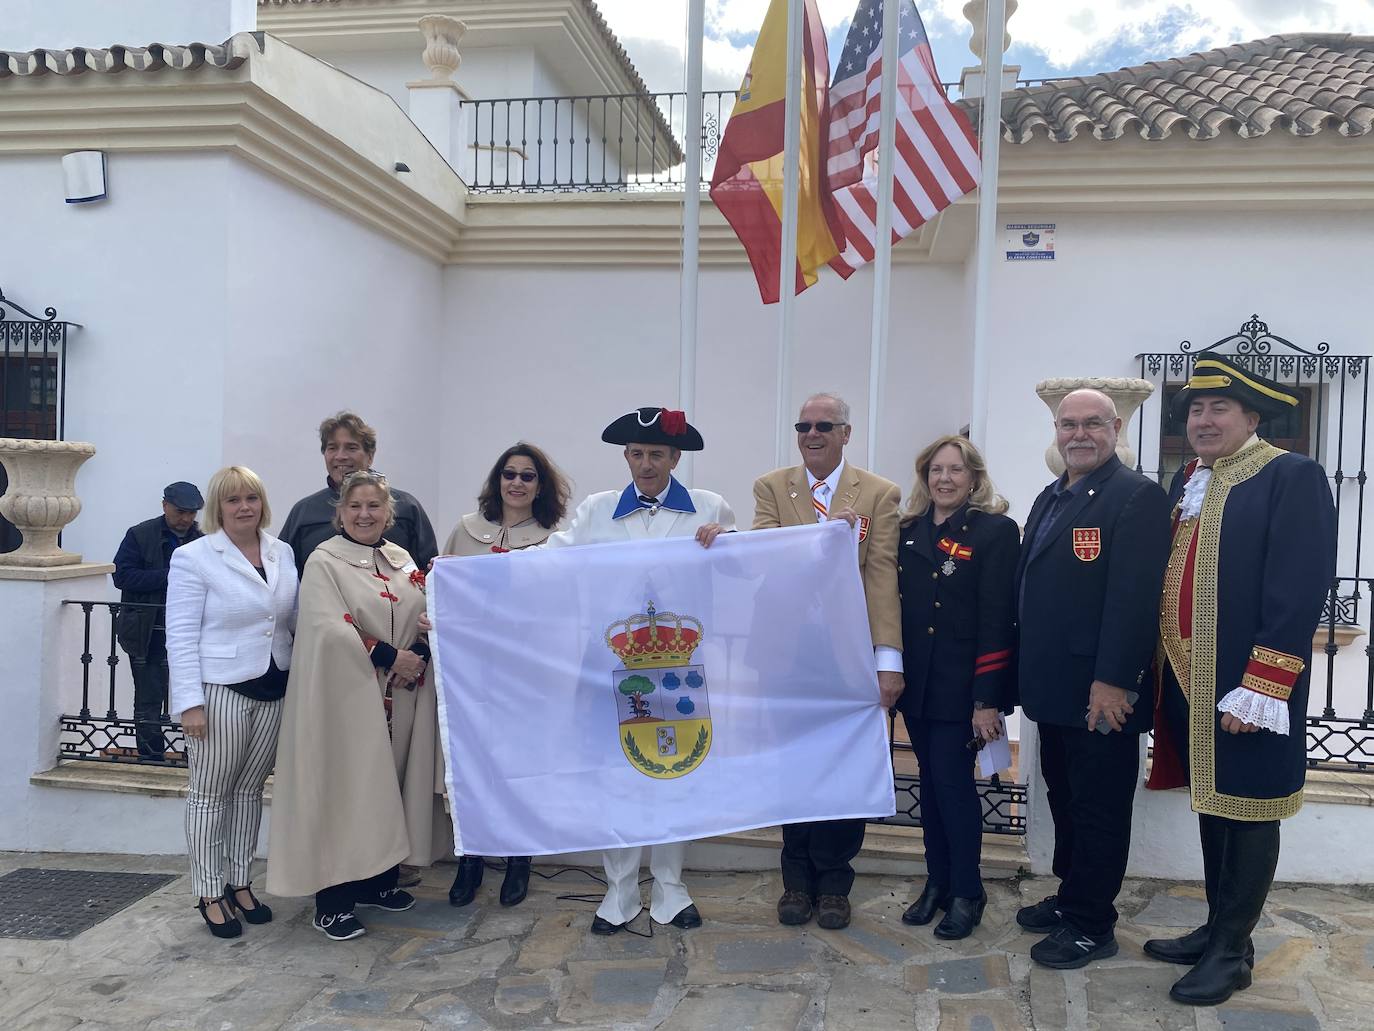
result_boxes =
[543,407,734,933]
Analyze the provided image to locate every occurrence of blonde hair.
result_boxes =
[333,469,396,531]
[202,466,271,533]
[901,435,1009,520]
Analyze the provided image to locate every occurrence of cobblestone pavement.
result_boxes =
[1,851,1370,1030]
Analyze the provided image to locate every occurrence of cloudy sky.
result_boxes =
[595,0,1374,92]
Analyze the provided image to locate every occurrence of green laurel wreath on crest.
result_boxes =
[623,726,710,776]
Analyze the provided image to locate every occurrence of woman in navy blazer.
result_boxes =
[166,466,298,939]
[895,436,1019,940]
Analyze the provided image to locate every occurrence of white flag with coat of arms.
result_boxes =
[427,519,896,857]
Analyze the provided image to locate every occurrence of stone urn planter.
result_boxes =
[419,15,466,80]
[1034,377,1155,476]
[0,438,96,566]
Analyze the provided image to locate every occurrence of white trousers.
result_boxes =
[184,683,283,898]
[596,842,692,925]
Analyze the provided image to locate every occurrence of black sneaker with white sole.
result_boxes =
[1030,922,1119,969]
[313,911,366,941]
[356,887,416,912]
[1016,894,1062,932]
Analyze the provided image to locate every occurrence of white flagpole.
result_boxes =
[968,0,1006,448]
[678,0,706,487]
[866,0,902,471]
[776,0,805,469]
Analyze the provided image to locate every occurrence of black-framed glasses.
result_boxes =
[795,421,847,434]
[501,469,538,483]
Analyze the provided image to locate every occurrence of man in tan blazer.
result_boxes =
[753,392,904,931]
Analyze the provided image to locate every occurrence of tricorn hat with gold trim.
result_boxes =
[601,407,704,451]
[1170,355,1299,422]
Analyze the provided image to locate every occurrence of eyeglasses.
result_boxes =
[1056,418,1110,433]
[501,470,538,483]
[795,421,847,434]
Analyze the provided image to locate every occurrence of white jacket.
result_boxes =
[166,529,299,719]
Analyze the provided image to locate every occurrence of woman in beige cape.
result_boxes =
[443,442,570,910]
[266,470,430,941]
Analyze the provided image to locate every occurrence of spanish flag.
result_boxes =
[709,0,842,304]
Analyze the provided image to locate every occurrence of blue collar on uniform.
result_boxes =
[612,476,696,520]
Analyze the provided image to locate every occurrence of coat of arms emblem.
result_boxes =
[1072,527,1102,561]
[605,601,712,780]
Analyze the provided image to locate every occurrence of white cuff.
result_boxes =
[875,646,903,674]
[1216,686,1289,735]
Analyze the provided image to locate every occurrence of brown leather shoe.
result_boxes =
[815,894,851,930]
[397,865,422,889]
[776,890,814,926]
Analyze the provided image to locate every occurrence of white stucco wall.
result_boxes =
[434,258,971,541]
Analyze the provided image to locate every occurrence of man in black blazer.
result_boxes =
[1015,388,1171,969]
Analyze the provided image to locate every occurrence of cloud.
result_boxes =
[921,0,1374,70]
[594,0,1374,90]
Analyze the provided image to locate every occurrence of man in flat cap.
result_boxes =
[544,406,734,934]
[1143,356,1335,1006]
[752,392,903,932]
[112,481,205,761]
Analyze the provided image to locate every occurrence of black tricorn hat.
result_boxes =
[601,407,704,451]
[1170,355,1300,422]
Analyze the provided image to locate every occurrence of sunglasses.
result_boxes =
[501,470,538,483]
[795,421,847,434]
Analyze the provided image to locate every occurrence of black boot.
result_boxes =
[499,857,531,907]
[1170,819,1278,1006]
[1146,815,1256,965]
[448,855,485,907]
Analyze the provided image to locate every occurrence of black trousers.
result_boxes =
[315,865,399,916]
[128,630,168,759]
[781,819,866,897]
[1037,722,1140,937]
[904,714,984,898]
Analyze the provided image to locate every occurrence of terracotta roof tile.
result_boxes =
[0,37,254,78]
[969,34,1374,143]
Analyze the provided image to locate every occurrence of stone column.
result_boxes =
[959,0,1021,100]
[0,439,113,850]
[1034,377,1156,475]
[407,15,471,175]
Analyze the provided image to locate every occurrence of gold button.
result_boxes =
[927,626,935,635]
[931,572,939,580]
[934,601,941,609]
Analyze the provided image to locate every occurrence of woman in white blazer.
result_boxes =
[166,466,298,939]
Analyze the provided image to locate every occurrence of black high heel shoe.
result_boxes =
[500,857,532,907]
[224,882,273,925]
[196,896,243,939]
[449,855,485,907]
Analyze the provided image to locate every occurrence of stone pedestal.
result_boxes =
[408,15,470,171]
[1034,377,1156,475]
[0,438,96,566]
[0,563,115,849]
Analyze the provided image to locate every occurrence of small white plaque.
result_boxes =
[62,151,107,204]
[1005,222,1054,261]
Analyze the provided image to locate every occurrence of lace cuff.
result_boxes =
[1216,686,1289,735]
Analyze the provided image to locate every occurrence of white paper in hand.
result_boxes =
[977,718,1012,778]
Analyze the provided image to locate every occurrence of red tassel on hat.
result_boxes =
[660,409,687,436]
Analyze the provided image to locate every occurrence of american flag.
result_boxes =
[826,0,981,276]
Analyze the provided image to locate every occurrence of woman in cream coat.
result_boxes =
[267,470,430,941]
[443,442,571,909]
[166,466,297,939]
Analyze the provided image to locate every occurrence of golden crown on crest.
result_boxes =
[604,601,704,669]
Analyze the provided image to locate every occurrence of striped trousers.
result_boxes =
[184,683,283,899]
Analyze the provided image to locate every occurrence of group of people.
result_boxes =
[112,354,1333,1009]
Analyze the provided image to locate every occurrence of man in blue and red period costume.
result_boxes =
[1143,356,1336,1006]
